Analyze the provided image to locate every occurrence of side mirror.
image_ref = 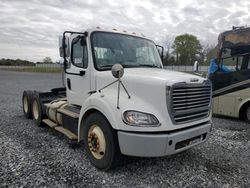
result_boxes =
[156,45,164,62]
[193,61,199,72]
[112,64,124,79]
[59,35,69,58]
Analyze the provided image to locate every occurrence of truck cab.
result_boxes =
[22,27,212,170]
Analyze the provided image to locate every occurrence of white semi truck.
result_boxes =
[22,27,212,170]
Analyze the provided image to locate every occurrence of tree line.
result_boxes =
[0,58,35,66]
[1,34,220,67]
[162,33,217,66]
[0,57,54,66]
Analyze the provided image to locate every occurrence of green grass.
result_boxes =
[2,67,63,73]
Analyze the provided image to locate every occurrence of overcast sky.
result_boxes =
[0,0,250,62]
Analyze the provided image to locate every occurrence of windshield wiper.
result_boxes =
[100,64,136,68]
[100,64,114,68]
[139,64,160,68]
[100,64,160,69]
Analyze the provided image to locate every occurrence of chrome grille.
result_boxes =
[168,81,211,124]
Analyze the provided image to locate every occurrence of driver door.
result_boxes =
[66,35,91,106]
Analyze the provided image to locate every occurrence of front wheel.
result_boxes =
[83,112,121,170]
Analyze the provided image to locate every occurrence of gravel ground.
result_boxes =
[0,70,249,188]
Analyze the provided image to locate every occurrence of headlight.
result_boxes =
[123,111,160,127]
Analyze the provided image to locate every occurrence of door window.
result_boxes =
[71,37,88,68]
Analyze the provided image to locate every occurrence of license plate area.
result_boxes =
[175,133,206,150]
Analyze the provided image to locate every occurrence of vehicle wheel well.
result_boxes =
[239,101,250,120]
[79,109,111,141]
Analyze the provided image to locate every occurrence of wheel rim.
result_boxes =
[87,124,106,159]
[23,96,28,113]
[247,107,250,121]
[32,100,39,120]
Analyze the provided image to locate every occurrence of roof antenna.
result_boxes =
[98,64,131,109]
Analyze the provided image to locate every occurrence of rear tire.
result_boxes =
[32,93,44,126]
[83,112,121,170]
[22,90,34,119]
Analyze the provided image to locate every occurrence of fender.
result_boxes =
[78,94,119,141]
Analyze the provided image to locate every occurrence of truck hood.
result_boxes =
[94,68,210,132]
[121,68,204,84]
[95,68,205,97]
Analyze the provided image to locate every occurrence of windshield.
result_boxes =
[91,32,162,70]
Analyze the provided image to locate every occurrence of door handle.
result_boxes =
[79,70,85,76]
[67,78,71,90]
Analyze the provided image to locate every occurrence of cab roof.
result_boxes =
[84,27,150,40]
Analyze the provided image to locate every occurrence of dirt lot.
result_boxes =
[0,70,249,187]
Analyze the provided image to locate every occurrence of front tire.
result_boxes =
[83,112,121,170]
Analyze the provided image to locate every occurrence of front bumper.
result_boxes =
[117,122,212,157]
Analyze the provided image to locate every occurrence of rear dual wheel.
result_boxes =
[31,93,44,126]
[22,90,34,119]
[22,90,44,126]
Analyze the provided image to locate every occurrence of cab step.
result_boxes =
[42,119,58,128]
[42,118,78,140]
[57,108,79,119]
[54,126,78,140]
